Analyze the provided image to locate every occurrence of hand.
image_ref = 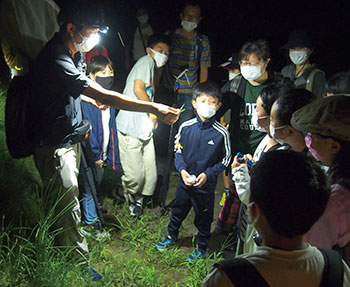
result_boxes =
[193,173,207,188]
[95,160,104,168]
[153,103,180,125]
[81,94,109,110]
[96,101,109,110]
[231,153,254,169]
[180,170,195,186]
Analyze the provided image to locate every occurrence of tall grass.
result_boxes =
[0,83,225,286]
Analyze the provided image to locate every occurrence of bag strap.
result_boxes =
[306,68,325,92]
[319,248,344,287]
[215,257,269,287]
[194,32,203,61]
[137,24,147,54]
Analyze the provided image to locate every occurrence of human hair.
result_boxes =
[193,81,222,102]
[326,71,350,95]
[182,1,201,14]
[147,33,171,49]
[250,150,330,238]
[274,88,316,126]
[87,55,113,75]
[57,0,104,32]
[259,82,295,116]
[239,39,270,62]
[328,140,350,189]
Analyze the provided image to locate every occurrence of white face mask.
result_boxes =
[150,48,168,67]
[228,72,239,81]
[181,20,197,32]
[289,50,308,65]
[196,102,217,119]
[269,123,288,145]
[137,14,149,24]
[73,32,100,53]
[240,65,263,81]
[251,112,268,133]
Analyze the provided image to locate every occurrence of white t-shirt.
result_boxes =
[133,24,153,61]
[202,245,350,287]
[116,54,155,140]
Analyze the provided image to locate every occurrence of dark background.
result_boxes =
[1,0,349,85]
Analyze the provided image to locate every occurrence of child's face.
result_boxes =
[89,65,114,81]
[192,93,221,121]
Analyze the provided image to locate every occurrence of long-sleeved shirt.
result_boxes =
[175,115,231,191]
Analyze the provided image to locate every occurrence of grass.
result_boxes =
[0,82,226,286]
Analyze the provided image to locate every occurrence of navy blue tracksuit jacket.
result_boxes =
[168,115,231,251]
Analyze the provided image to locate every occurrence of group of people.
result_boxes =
[3,0,350,284]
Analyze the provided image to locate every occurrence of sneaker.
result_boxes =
[129,203,143,217]
[155,233,177,251]
[186,248,208,262]
[82,266,103,281]
[80,224,110,241]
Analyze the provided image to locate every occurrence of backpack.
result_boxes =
[5,74,36,159]
[215,248,344,287]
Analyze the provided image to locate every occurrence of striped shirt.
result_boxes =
[165,28,211,94]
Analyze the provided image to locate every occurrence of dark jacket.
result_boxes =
[81,101,120,170]
[174,115,231,191]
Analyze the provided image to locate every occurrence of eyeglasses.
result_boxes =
[239,60,264,67]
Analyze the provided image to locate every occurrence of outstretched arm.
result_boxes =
[83,82,179,125]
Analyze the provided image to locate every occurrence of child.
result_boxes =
[155,81,232,261]
[80,55,121,239]
[116,33,170,217]
[203,150,350,286]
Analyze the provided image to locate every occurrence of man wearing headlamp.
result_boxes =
[28,0,179,281]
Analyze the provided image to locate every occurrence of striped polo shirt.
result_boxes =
[166,28,211,95]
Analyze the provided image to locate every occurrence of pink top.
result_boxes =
[305,183,350,248]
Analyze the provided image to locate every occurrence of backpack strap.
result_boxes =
[333,242,350,266]
[306,68,325,92]
[319,248,344,287]
[215,257,269,287]
[194,32,203,61]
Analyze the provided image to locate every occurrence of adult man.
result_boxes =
[28,0,178,280]
[153,1,211,208]
[162,1,211,126]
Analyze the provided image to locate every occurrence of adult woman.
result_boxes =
[216,39,280,157]
[291,96,350,253]
[281,29,326,99]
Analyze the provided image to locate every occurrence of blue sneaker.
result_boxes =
[186,248,208,262]
[82,266,103,281]
[155,233,177,251]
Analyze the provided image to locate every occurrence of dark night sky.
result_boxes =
[1,0,349,82]
[97,0,350,79]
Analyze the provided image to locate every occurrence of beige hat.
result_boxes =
[291,95,350,141]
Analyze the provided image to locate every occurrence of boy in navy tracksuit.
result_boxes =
[155,81,231,261]
[80,56,121,238]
